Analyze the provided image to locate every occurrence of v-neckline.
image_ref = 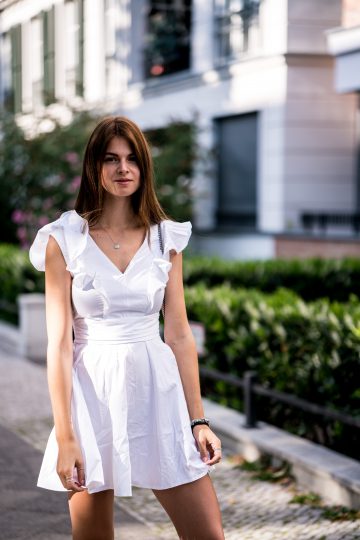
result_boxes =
[87,223,152,277]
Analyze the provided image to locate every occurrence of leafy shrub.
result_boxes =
[145,119,199,222]
[185,284,360,458]
[0,110,98,247]
[183,255,360,302]
[0,243,43,323]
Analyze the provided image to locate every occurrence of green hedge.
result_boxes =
[183,256,360,302]
[185,284,360,459]
[1,245,359,457]
[0,244,43,323]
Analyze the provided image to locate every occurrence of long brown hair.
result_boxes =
[74,116,171,240]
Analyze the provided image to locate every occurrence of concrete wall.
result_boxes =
[191,232,275,260]
[283,55,358,229]
[276,235,360,258]
[287,0,341,54]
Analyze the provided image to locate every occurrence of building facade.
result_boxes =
[1,0,359,259]
[327,0,360,212]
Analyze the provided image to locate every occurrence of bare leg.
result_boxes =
[152,473,224,540]
[67,488,115,540]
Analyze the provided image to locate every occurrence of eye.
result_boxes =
[104,156,118,163]
[128,154,137,162]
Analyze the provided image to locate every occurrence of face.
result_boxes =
[100,136,141,198]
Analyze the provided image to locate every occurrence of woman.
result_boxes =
[29,116,225,539]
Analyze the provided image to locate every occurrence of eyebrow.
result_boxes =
[105,151,135,157]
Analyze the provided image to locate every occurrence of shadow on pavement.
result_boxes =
[0,424,147,540]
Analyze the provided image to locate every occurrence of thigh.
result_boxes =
[67,488,114,540]
[152,473,224,540]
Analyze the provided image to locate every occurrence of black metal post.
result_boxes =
[244,370,257,428]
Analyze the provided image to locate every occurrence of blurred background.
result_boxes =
[0,0,360,466]
[0,0,359,259]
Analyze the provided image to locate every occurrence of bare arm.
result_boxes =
[44,235,85,491]
[163,250,221,465]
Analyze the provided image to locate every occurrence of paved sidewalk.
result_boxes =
[0,348,359,539]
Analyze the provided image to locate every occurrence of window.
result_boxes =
[1,32,13,111]
[43,7,55,105]
[10,25,22,113]
[144,0,192,79]
[214,0,261,62]
[65,0,84,97]
[215,113,258,229]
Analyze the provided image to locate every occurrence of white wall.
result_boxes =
[258,106,287,232]
[191,232,275,260]
[334,50,360,93]
[83,0,106,103]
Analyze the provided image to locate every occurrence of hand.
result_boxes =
[192,425,222,466]
[56,437,86,492]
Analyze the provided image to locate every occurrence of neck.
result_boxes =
[99,196,140,230]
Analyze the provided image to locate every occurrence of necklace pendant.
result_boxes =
[113,243,120,249]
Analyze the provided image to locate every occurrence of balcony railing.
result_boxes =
[301,211,360,235]
[214,0,261,62]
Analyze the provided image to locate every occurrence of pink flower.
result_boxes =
[12,209,26,224]
[71,176,81,190]
[43,198,54,210]
[38,216,50,226]
[16,227,27,240]
[64,152,79,165]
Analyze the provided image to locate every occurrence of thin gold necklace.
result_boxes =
[100,226,121,250]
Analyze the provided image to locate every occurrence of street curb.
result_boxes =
[203,397,360,510]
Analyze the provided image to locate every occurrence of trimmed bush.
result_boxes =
[183,256,360,302]
[0,244,43,323]
[185,284,360,459]
[1,245,359,457]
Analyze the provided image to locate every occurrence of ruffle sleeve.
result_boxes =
[161,219,192,255]
[29,210,88,274]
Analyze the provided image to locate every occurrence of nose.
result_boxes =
[116,158,129,173]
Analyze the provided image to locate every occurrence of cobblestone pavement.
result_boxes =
[1,349,359,540]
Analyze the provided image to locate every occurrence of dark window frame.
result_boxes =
[214,111,259,231]
[43,7,56,105]
[10,24,22,113]
[144,0,192,80]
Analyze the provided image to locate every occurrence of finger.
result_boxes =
[199,440,209,462]
[64,473,86,492]
[76,462,86,487]
[207,441,222,463]
[205,449,222,465]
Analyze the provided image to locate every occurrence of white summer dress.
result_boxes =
[29,209,212,496]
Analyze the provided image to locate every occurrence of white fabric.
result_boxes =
[29,210,212,496]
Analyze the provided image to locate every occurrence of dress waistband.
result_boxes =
[73,312,160,344]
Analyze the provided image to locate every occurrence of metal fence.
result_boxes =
[199,365,360,429]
